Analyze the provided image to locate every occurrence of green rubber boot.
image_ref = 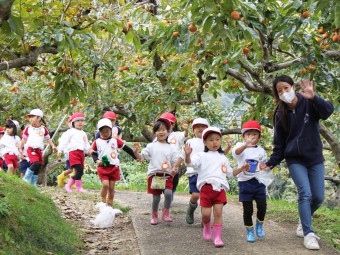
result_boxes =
[186,201,198,224]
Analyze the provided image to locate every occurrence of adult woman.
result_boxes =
[264,75,334,250]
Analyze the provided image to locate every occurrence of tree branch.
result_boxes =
[324,50,340,60]
[0,46,58,71]
[263,58,301,73]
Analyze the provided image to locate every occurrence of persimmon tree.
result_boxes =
[0,0,339,181]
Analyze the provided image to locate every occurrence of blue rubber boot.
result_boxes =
[31,175,39,188]
[256,219,265,238]
[246,226,256,243]
[23,169,34,184]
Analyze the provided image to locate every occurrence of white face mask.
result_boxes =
[279,87,295,104]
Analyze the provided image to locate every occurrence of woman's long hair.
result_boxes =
[272,75,294,133]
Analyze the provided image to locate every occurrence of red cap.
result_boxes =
[241,120,261,134]
[70,112,85,122]
[160,112,176,123]
[0,127,4,133]
[67,116,72,123]
[103,111,116,119]
[156,118,172,129]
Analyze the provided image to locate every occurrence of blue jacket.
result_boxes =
[267,93,334,168]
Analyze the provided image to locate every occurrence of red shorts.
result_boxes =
[69,150,85,168]
[0,158,4,169]
[4,154,19,169]
[200,184,227,207]
[98,165,120,181]
[147,174,173,195]
[27,147,43,165]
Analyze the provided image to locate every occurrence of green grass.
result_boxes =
[0,172,82,255]
[267,198,340,251]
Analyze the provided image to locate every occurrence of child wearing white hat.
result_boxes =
[20,109,57,187]
[184,127,249,248]
[92,118,139,206]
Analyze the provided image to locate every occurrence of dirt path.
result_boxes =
[43,188,339,255]
[42,187,139,255]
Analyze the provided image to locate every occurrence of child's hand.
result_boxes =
[184,143,192,155]
[52,145,58,152]
[96,160,103,166]
[181,121,189,131]
[244,136,256,147]
[241,163,250,172]
[133,143,140,153]
[225,136,233,147]
[260,163,271,171]
[170,167,178,177]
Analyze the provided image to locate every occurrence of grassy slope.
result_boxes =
[0,172,82,255]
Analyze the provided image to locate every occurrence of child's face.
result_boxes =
[243,130,260,145]
[29,115,40,125]
[0,133,3,139]
[74,120,85,129]
[155,124,169,142]
[109,118,116,127]
[100,126,112,139]
[204,133,222,151]
[193,124,208,138]
[6,127,14,135]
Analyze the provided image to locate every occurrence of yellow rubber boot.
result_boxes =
[57,172,65,188]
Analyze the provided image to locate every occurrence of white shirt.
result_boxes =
[186,151,233,192]
[57,128,91,154]
[141,141,179,177]
[179,137,205,177]
[92,137,125,166]
[168,131,187,151]
[22,125,50,150]
[232,142,267,182]
[0,134,21,156]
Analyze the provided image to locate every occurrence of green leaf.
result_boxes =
[7,15,24,38]
[203,16,213,34]
[335,2,340,28]
[125,30,133,43]
[55,33,64,42]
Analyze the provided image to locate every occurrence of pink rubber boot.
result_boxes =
[75,180,87,192]
[162,208,172,222]
[151,212,158,225]
[203,222,212,241]
[213,224,224,247]
[65,177,75,193]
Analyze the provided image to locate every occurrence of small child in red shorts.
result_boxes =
[92,118,139,206]
[133,118,178,225]
[0,120,21,175]
[184,127,249,248]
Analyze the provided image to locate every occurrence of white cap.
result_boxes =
[98,118,112,130]
[27,109,43,118]
[202,127,222,140]
[192,118,209,129]
[7,119,19,129]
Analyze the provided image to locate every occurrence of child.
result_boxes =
[0,120,21,175]
[159,112,188,199]
[0,127,4,170]
[184,127,249,248]
[174,117,209,224]
[232,120,268,243]
[19,144,30,179]
[57,116,74,187]
[20,109,57,187]
[133,118,179,225]
[95,111,122,139]
[92,118,139,206]
[57,112,91,192]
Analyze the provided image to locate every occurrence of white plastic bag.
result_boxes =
[91,202,122,228]
[256,170,274,187]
